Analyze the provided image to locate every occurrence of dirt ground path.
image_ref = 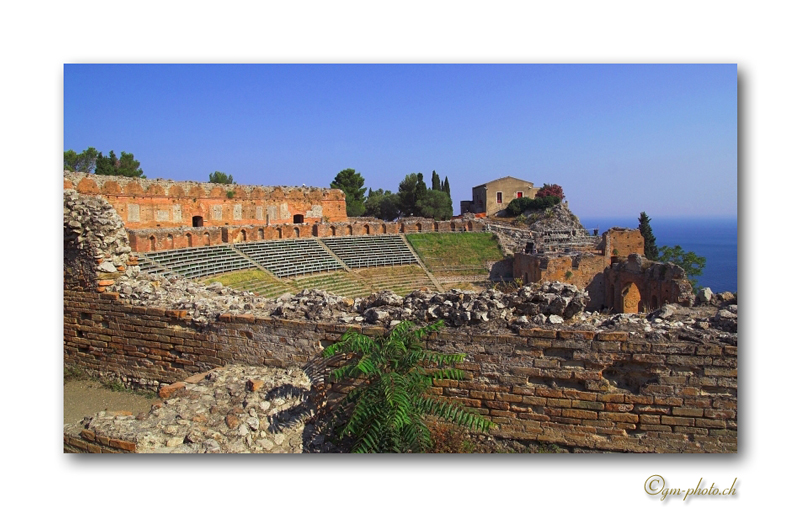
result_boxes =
[64,380,157,426]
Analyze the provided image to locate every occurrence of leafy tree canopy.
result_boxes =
[535,183,564,200]
[64,147,99,173]
[638,212,658,260]
[397,173,422,217]
[94,150,145,178]
[209,171,234,184]
[322,320,494,453]
[364,189,400,221]
[416,189,453,220]
[658,245,706,293]
[331,168,367,217]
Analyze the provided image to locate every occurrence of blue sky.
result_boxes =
[64,64,737,219]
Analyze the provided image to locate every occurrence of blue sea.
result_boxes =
[580,217,738,294]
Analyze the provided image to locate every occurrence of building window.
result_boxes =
[516,191,523,199]
[496,192,503,204]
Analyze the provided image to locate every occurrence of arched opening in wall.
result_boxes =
[312,225,319,237]
[433,222,439,231]
[186,233,193,247]
[258,228,264,240]
[621,282,642,314]
[364,225,370,235]
[203,232,210,246]
[400,224,405,233]
[192,216,203,228]
[381,224,387,234]
[347,225,353,236]
[240,229,247,242]
[467,221,473,231]
[293,214,304,224]
[149,235,156,251]
[293,227,300,238]
[277,227,283,238]
[651,295,659,310]
[331,227,337,237]
[167,234,174,249]
[450,222,456,231]
[415,223,422,233]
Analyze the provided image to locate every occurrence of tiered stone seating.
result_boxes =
[355,265,436,296]
[202,269,293,299]
[140,245,255,279]
[291,271,374,299]
[322,235,418,268]
[235,239,343,278]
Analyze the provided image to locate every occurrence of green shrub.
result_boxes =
[506,195,560,216]
[322,320,494,453]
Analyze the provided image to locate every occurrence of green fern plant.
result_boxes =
[322,320,494,453]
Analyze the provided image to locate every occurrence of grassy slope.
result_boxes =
[405,233,504,271]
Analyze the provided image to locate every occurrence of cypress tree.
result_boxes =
[443,176,451,198]
[431,170,441,191]
[638,212,658,260]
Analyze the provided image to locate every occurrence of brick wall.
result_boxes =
[126,218,488,252]
[64,289,736,452]
[64,171,348,230]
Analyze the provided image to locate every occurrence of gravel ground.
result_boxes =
[64,379,157,426]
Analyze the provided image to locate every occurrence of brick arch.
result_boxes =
[146,184,165,196]
[77,178,100,194]
[209,186,226,198]
[621,282,642,314]
[169,185,186,198]
[187,186,205,199]
[101,181,122,195]
[364,224,370,235]
[124,182,144,196]
[250,187,264,200]
[232,187,247,199]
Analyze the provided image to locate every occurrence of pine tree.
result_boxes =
[638,212,658,260]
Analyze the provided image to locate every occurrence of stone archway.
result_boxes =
[621,282,642,314]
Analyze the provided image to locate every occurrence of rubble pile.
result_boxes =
[64,365,326,453]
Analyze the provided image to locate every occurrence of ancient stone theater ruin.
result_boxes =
[64,172,737,454]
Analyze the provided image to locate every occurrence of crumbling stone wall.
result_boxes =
[604,254,694,313]
[603,227,644,259]
[510,227,681,312]
[64,171,348,230]
[63,290,736,452]
[64,190,138,292]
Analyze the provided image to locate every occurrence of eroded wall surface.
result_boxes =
[63,290,736,452]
